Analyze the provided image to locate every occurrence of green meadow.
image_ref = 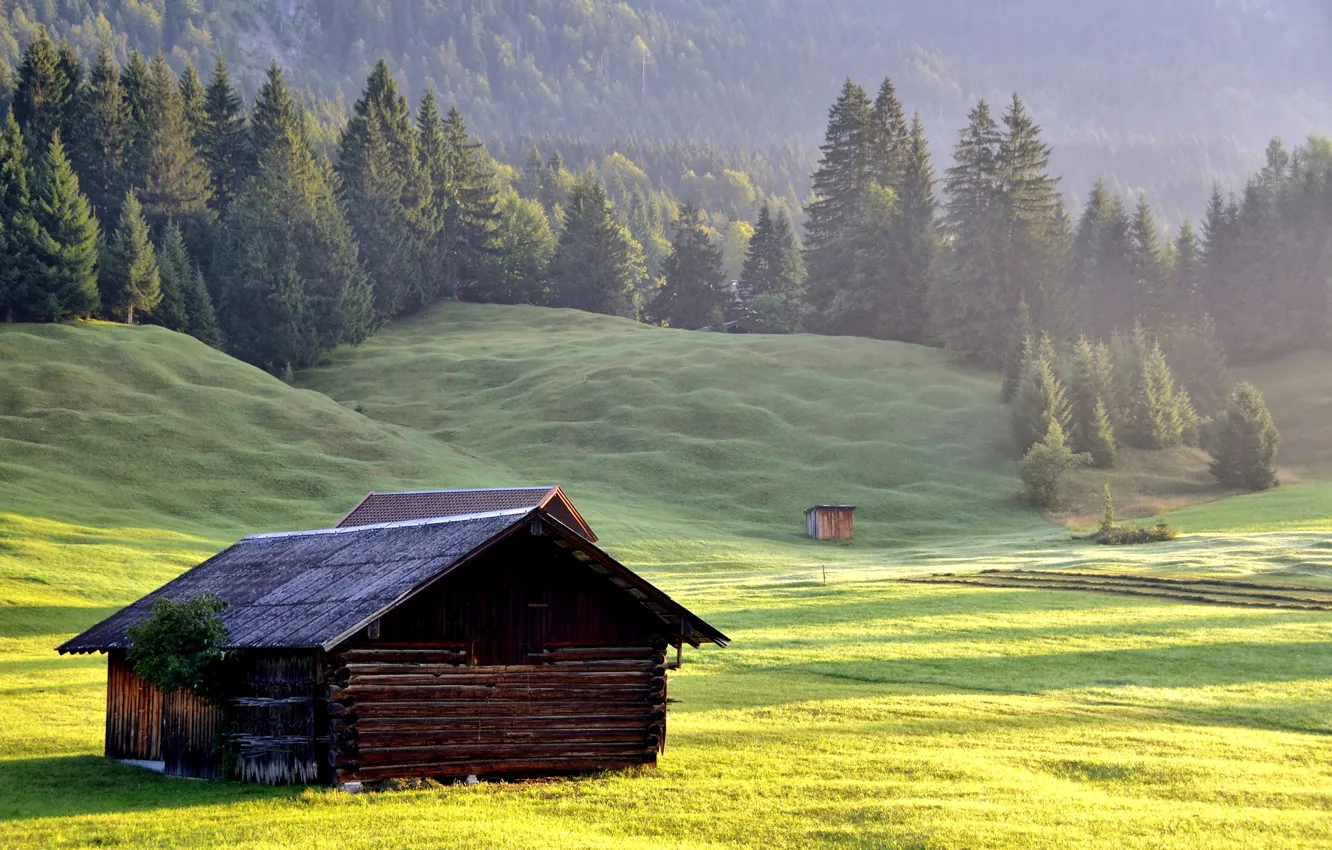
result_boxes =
[2,305,1331,848]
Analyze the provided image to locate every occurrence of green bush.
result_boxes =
[1208,382,1280,491]
[1088,519,1179,546]
[126,593,232,705]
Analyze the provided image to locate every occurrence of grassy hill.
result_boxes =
[2,308,1332,848]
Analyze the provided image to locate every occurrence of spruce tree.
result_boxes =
[0,110,45,321]
[1087,397,1118,469]
[1012,334,1071,453]
[217,127,371,372]
[1066,335,1118,466]
[181,263,220,347]
[1122,339,1184,449]
[1208,382,1280,491]
[930,100,1004,362]
[653,202,726,329]
[412,89,451,309]
[31,131,100,319]
[832,182,898,337]
[1020,419,1082,509]
[144,220,191,332]
[867,77,909,191]
[140,54,214,242]
[177,63,206,140]
[70,48,129,224]
[1168,218,1202,324]
[547,172,642,317]
[736,203,806,333]
[442,107,500,301]
[12,30,74,152]
[1001,298,1034,402]
[1072,183,1134,338]
[120,52,156,188]
[804,79,872,321]
[199,56,250,215]
[478,193,555,305]
[250,62,306,160]
[1199,185,1240,349]
[888,112,938,344]
[100,191,161,324]
[1127,195,1165,321]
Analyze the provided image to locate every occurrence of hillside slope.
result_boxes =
[298,303,1031,547]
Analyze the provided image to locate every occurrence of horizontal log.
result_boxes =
[358,729,655,749]
[527,652,658,666]
[348,754,657,782]
[346,741,657,768]
[350,700,658,719]
[347,671,656,687]
[337,685,663,702]
[356,715,661,734]
[337,649,467,664]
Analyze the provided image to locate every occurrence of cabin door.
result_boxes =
[525,603,551,659]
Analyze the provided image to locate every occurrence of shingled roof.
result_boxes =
[58,509,726,655]
[337,487,597,541]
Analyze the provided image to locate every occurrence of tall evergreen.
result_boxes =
[831,182,899,337]
[217,128,372,373]
[1012,333,1071,453]
[139,54,214,242]
[442,107,500,301]
[1066,334,1117,466]
[69,48,129,223]
[0,111,45,321]
[1001,298,1034,403]
[198,56,250,215]
[411,89,452,309]
[736,203,805,333]
[886,112,938,343]
[1167,218,1202,325]
[12,30,75,152]
[867,77,909,191]
[1208,383,1280,491]
[1122,340,1184,449]
[144,220,191,332]
[181,263,220,347]
[250,62,306,160]
[1072,180,1133,338]
[99,191,161,324]
[1127,195,1165,321]
[803,79,872,320]
[547,173,641,316]
[653,202,726,329]
[477,193,555,305]
[30,132,100,319]
[177,63,206,140]
[120,52,156,188]
[929,100,1003,360]
[1199,185,1240,348]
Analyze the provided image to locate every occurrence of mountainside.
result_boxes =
[3,1,1327,215]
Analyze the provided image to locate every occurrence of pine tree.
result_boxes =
[140,54,214,243]
[411,89,451,310]
[1012,334,1071,453]
[1127,195,1165,321]
[867,77,909,191]
[1001,298,1034,402]
[1072,182,1134,338]
[804,79,872,321]
[519,145,546,201]
[1066,334,1118,467]
[181,263,220,347]
[929,100,1003,361]
[547,172,642,316]
[653,202,726,329]
[143,220,190,332]
[1087,396,1118,468]
[1208,382,1280,491]
[1020,419,1082,509]
[1167,218,1202,324]
[12,30,75,152]
[1123,339,1184,449]
[1199,185,1240,349]
[69,48,129,224]
[217,127,371,373]
[99,191,161,324]
[31,131,100,319]
[887,112,938,344]
[250,62,306,160]
[0,110,46,321]
[736,203,806,333]
[442,107,500,301]
[198,56,250,215]
[477,193,554,305]
[119,52,157,188]
[177,63,206,140]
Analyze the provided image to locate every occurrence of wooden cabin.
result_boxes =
[338,486,597,541]
[805,505,856,540]
[59,507,727,785]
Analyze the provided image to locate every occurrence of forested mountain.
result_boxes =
[2,1,1327,216]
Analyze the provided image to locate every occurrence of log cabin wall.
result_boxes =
[105,651,162,760]
[328,533,670,783]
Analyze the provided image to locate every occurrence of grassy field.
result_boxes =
[2,306,1331,848]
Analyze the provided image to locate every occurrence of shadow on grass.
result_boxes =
[0,755,299,822]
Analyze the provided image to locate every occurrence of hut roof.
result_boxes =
[337,486,597,541]
[58,509,726,655]
[805,505,856,513]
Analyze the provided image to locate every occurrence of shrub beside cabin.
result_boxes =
[59,488,727,785]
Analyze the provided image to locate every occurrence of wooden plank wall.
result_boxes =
[327,642,668,783]
[161,689,227,778]
[810,508,854,540]
[232,651,323,785]
[105,651,162,760]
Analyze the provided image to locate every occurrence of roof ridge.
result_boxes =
[365,486,556,496]
[244,508,533,541]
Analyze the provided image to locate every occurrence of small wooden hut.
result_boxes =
[805,505,856,540]
[59,507,727,785]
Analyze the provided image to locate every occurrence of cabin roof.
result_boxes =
[805,504,857,513]
[58,509,726,656]
[337,486,597,541]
